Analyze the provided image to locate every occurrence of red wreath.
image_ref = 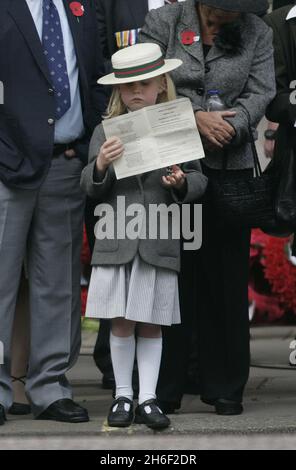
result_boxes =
[69,2,84,17]
[250,229,296,320]
[181,30,196,45]
[263,234,296,313]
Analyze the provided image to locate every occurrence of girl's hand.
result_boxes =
[96,137,124,173]
[195,110,236,148]
[162,165,186,190]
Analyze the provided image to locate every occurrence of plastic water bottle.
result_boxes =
[205,90,226,112]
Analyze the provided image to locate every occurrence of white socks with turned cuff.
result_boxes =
[136,336,162,405]
[110,332,135,402]
[110,333,163,405]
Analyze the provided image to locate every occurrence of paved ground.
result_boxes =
[1,326,296,450]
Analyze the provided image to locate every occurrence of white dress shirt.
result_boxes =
[25,0,84,143]
[148,0,165,10]
[286,5,296,21]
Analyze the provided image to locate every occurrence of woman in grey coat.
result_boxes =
[140,0,276,415]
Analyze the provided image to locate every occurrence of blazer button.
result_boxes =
[197,87,205,96]
[48,118,55,125]
[48,88,54,95]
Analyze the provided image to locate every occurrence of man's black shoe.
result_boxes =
[35,399,89,423]
[201,397,243,415]
[107,397,134,427]
[135,399,170,430]
[0,405,6,425]
[9,403,31,415]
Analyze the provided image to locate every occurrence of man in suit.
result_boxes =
[0,0,105,426]
[91,0,180,389]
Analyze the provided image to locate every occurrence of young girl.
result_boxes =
[80,43,207,430]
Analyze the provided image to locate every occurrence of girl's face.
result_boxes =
[119,76,166,111]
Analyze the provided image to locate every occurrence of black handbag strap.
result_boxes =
[222,108,263,177]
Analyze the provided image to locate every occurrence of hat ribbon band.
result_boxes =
[113,57,165,78]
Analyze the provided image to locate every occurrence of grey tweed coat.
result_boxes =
[139,0,276,169]
[80,123,208,272]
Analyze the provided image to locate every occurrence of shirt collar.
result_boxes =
[286,5,296,21]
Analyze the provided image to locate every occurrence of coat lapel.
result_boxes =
[62,0,84,65]
[178,0,226,66]
[7,0,52,85]
[205,46,225,64]
[177,0,204,66]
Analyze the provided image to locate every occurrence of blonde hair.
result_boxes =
[104,73,177,119]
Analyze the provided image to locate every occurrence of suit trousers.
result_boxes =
[0,155,85,416]
[157,166,251,404]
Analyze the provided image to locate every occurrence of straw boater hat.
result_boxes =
[97,43,182,85]
[199,0,269,13]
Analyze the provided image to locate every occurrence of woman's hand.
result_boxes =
[96,136,124,173]
[162,165,186,190]
[195,111,237,148]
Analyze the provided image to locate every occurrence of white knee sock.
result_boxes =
[110,332,135,401]
[136,336,162,405]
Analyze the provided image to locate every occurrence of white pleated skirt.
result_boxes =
[85,253,181,326]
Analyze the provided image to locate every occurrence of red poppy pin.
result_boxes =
[70,2,84,21]
[181,30,199,45]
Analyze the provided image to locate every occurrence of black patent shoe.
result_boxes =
[135,399,170,430]
[0,405,6,425]
[107,397,134,428]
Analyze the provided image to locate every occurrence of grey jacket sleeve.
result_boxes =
[80,123,116,200]
[225,25,276,146]
[139,8,170,55]
[171,159,208,204]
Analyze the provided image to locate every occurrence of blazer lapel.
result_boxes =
[177,0,203,67]
[7,0,52,85]
[126,0,149,28]
[62,0,84,65]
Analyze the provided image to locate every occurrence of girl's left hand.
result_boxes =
[162,165,186,189]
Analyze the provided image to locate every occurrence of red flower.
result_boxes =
[70,1,84,17]
[181,30,196,45]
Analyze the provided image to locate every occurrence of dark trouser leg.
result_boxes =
[196,168,251,402]
[85,197,114,377]
[156,247,198,406]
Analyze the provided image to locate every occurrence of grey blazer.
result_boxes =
[80,123,208,272]
[139,0,276,170]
